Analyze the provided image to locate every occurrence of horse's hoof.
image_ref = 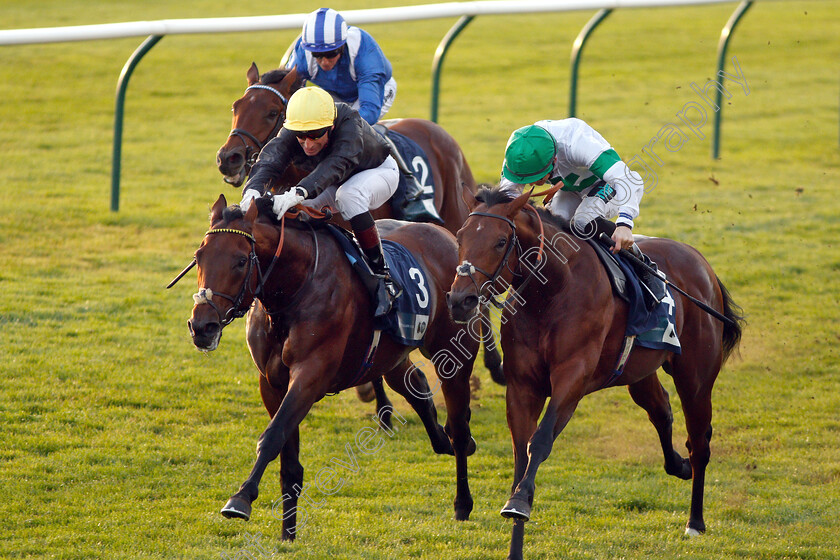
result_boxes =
[221,496,252,521]
[684,520,705,537]
[488,361,506,386]
[500,497,531,521]
[355,382,376,403]
[466,436,477,457]
[665,453,692,480]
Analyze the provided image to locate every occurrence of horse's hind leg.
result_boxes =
[627,373,692,480]
[671,351,720,536]
[383,360,453,456]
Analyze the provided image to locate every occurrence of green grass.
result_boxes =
[1,1,839,558]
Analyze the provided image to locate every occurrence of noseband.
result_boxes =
[228,84,288,170]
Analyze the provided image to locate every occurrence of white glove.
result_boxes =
[239,189,261,213]
[271,186,307,219]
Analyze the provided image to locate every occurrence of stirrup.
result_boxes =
[372,274,402,318]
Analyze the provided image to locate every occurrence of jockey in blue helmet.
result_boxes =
[285,8,440,224]
[286,8,396,126]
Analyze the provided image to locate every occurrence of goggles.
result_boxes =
[292,127,330,140]
[312,48,341,59]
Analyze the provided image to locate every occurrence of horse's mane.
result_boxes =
[260,69,291,85]
[475,184,572,233]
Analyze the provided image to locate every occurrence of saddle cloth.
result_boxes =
[326,225,431,347]
[382,128,438,219]
[590,239,681,354]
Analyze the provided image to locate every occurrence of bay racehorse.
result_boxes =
[447,187,744,560]
[184,195,478,540]
[215,62,504,405]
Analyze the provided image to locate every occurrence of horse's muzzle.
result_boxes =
[446,291,480,324]
[188,317,222,351]
[217,146,247,187]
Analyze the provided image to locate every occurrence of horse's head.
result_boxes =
[447,186,532,323]
[216,63,304,187]
[188,194,261,351]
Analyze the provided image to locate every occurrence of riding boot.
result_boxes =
[374,124,444,225]
[351,212,403,318]
[627,243,667,310]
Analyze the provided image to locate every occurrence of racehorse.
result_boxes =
[447,187,744,560]
[184,194,478,540]
[215,62,504,402]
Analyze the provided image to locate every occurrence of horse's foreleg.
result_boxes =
[500,380,545,521]
[277,427,303,540]
[222,380,317,522]
[502,377,582,522]
[507,518,527,560]
[627,374,692,480]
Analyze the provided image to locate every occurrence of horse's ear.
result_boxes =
[210,195,227,224]
[462,184,479,211]
[247,62,259,86]
[244,199,259,222]
[505,188,533,220]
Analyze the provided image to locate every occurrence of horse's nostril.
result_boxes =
[462,294,479,310]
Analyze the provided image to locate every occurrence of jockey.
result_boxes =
[285,8,435,221]
[240,86,402,317]
[500,119,666,308]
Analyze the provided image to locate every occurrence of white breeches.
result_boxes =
[303,155,399,220]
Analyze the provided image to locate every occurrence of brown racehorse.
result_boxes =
[185,195,478,540]
[447,187,744,560]
[215,63,504,400]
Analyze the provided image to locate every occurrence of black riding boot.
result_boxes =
[351,212,403,317]
[627,243,667,310]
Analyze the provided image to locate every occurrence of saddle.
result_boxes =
[588,238,630,302]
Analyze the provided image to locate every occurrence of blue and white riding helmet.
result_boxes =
[301,8,348,53]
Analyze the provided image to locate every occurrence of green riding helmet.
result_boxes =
[502,125,556,184]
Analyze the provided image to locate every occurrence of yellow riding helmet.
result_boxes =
[283,87,337,131]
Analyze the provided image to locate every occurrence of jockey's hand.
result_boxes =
[240,189,261,213]
[271,186,307,219]
[611,225,634,254]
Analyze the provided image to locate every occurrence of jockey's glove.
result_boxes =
[271,186,307,219]
[239,189,261,213]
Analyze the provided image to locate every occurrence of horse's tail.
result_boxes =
[717,275,745,364]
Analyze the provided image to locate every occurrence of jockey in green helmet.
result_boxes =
[500,119,665,308]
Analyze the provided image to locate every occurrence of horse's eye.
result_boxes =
[268,110,279,119]
[496,237,507,249]
[237,257,248,268]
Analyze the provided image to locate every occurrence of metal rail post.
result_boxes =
[712,0,752,159]
[569,9,612,117]
[111,34,163,212]
[430,15,474,123]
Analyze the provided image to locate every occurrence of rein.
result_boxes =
[227,84,288,170]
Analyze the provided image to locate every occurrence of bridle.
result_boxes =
[173,210,325,328]
[193,228,262,327]
[227,84,288,172]
[456,206,546,308]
